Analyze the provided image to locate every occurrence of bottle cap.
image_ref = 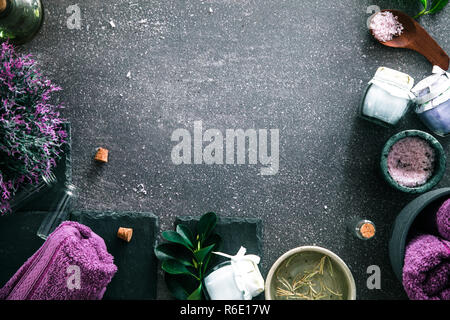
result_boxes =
[359,222,376,239]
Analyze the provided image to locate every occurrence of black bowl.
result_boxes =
[388,187,450,282]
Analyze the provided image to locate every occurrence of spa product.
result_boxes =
[0,0,43,44]
[204,247,264,300]
[274,255,344,300]
[412,66,450,137]
[359,67,415,126]
[381,130,446,193]
[387,137,435,188]
[369,11,404,42]
[348,218,375,240]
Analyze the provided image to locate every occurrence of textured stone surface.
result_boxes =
[15,0,450,299]
[70,211,158,299]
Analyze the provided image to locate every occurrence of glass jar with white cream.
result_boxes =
[359,67,415,127]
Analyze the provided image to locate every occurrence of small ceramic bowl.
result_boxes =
[380,130,446,194]
[265,246,356,300]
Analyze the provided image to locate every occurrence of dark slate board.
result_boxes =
[0,211,47,287]
[175,216,264,299]
[175,216,263,266]
[70,211,159,300]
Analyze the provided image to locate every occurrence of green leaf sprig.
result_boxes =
[154,212,222,300]
[414,0,449,18]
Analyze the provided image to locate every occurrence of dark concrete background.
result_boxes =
[20,0,450,299]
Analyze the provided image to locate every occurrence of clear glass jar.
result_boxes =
[0,0,43,44]
[36,183,77,240]
[9,172,56,213]
[359,67,415,127]
[412,66,450,137]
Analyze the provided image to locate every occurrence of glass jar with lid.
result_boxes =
[412,66,450,137]
[359,67,415,127]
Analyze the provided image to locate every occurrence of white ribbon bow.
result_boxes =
[213,246,265,300]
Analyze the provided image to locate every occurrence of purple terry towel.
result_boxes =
[402,234,450,300]
[0,221,117,300]
[436,198,450,241]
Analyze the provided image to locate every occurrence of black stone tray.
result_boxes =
[175,216,263,263]
[71,211,159,300]
[0,211,47,287]
[174,216,264,299]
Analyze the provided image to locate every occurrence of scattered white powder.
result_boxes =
[387,137,435,188]
[369,11,404,42]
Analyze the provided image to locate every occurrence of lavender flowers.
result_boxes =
[0,42,66,214]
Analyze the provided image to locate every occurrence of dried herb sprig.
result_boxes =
[0,42,67,214]
[276,255,343,300]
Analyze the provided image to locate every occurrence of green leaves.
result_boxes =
[428,0,449,13]
[161,259,197,278]
[162,230,194,250]
[197,211,217,245]
[154,212,222,300]
[414,0,449,18]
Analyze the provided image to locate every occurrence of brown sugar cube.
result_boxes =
[117,227,133,242]
[94,147,109,163]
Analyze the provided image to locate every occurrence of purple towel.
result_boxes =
[0,221,117,300]
[402,234,450,300]
[436,198,450,241]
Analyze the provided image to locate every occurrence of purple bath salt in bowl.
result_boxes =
[387,137,435,188]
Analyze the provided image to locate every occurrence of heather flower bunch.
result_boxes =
[0,42,67,214]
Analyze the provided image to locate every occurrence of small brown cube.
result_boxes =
[117,227,133,242]
[94,147,109,163]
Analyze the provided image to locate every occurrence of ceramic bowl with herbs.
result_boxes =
[265,246,356,300]
[380,130,446,194]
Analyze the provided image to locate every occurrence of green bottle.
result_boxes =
[0,0,43,44]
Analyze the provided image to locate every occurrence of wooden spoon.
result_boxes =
[370,9,449,70]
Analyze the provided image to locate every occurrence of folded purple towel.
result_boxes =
[436,198,450,241]
[402,234,450,300]
[0,221,117,300]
